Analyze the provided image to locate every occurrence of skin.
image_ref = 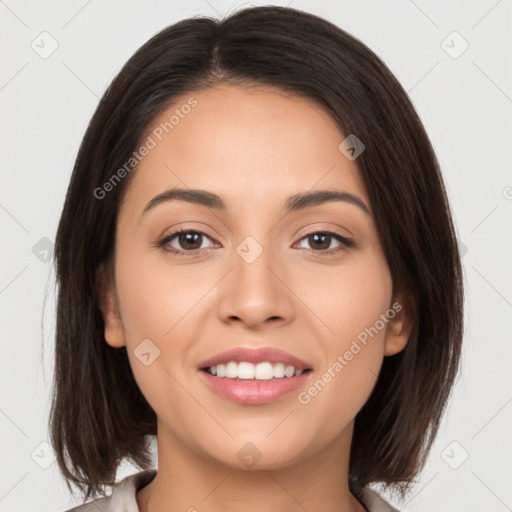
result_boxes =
[98,83,412,512]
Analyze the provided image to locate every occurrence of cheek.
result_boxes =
[113,249,196,423]
[294,252,392,412]
[114,245,206,341]
[296,249,393,348]
[113,245,213,398]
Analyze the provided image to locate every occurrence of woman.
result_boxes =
[51,5,464,512]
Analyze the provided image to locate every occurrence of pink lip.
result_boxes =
[197,347,312,370]
[199,370,312,405]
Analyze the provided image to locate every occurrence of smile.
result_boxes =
[205,361,308,379]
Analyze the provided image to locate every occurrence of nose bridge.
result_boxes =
[216,232,294,327]
[234,233,280,302]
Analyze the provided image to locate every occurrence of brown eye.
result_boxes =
[158,229,217,255]
[305,233,333,250]
[295,231,354,253]
[175,231,204,251]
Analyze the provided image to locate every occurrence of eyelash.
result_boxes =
[155,227,355,257]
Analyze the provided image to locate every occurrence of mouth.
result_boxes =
[197,347,313,404]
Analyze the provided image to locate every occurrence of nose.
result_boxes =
[216,240,295,330]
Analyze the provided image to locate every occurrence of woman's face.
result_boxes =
[100,83,410,469]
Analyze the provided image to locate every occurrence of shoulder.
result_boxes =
[61,496,110,512]
[60,470,157,512]
[359,487,402,512]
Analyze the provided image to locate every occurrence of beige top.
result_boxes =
[62,470,400,512]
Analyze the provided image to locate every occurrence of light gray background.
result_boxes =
[1,1,511,511]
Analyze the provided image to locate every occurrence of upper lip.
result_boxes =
[198,347,312,370]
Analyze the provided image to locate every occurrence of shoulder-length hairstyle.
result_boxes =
[49,4,464,503]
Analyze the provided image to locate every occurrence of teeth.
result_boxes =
[207,361,305,380]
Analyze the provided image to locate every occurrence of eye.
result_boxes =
[295,231,354,254]
[157,228,218,256]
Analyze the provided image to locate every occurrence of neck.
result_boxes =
[136,419,366,512]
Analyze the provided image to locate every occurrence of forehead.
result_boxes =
[120,84,369,218]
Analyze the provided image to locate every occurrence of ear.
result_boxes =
[383,292,414,357]
[95,261,126,348]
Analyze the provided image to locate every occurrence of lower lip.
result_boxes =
[199,369,312,405]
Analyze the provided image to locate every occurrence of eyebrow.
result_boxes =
[142,187,370,216]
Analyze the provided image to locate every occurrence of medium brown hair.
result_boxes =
[49,4,464,502]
